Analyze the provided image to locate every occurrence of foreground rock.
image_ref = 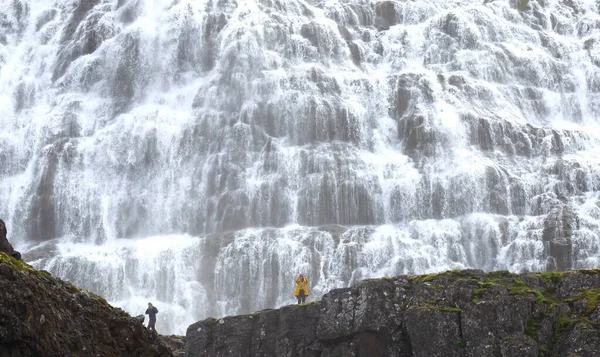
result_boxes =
[0,219,21,260]
[0,252,173,357]
[187,269,600,357]
[161,335,186,356]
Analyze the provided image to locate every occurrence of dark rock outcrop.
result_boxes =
[161,335,186,356]
[186,269,600,357]
[0,219,21,260]
[0,252,173,357]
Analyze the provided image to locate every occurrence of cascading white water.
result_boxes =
[1,0,599,334]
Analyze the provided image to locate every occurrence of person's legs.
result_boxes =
[149,319,156,332]
[298,291,306,304]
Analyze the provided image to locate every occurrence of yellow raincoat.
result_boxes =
[294,276,309,297]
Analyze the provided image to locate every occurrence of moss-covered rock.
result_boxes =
[186,268,600,357]
[0,252,173,357]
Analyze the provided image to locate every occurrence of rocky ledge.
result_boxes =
[0,251,174,357]
[186,269,600,357]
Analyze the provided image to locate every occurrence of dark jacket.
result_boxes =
[145,306,158,321]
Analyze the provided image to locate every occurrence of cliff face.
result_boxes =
[0,251,173,357]
[186,269,600,357]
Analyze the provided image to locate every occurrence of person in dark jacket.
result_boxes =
[145,302,158,332]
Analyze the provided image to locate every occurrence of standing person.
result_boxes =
[145,302,158,333]
[294,273,309,304]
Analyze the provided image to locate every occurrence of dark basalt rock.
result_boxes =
[0,219,173,355]
[186,269,600,357]
[0,251,173,357]
[374,1,396,31]
[161,335,186,356]
[0,219,20,260]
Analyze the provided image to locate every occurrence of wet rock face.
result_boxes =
[186,269,600,357]
[0,252,173,357]
[543,204,574,271]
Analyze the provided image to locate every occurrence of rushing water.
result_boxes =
[1,0,599,334]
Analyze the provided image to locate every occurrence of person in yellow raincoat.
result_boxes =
[294,273,309,304]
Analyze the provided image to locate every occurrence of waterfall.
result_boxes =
[1,0,599,334]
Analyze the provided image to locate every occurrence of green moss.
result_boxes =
[487,270,513,278]
[533,271,565,284]
[586,290,600,314]
[546,313,598,353]
[512,277,527,287]
[453,278,479,285]
[87,291,109,306]
[478,281,496,288]
[459,340,467,348]
[408,273,437,285]
[557,316,577,333]
[0,251,29,271]
[491,277,545,301]
[0,252,54,281]
[442,270,484,280]
[468,274,560,306]
[115,307,130,317]
[36,270,53,280]
[356,278,380,288]
[525,317,540,339]
[66,282,80,294]
[298,301,320,307]
[574,269,600,275]
[470,282,505,302]
[408,269,482,286]
[288,301,320,309]
[549,315,592,349]
[565,289,600,315]
[473,287,488,299]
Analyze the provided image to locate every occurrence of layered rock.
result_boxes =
[0,251,173,357]
[186,269,600,357]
